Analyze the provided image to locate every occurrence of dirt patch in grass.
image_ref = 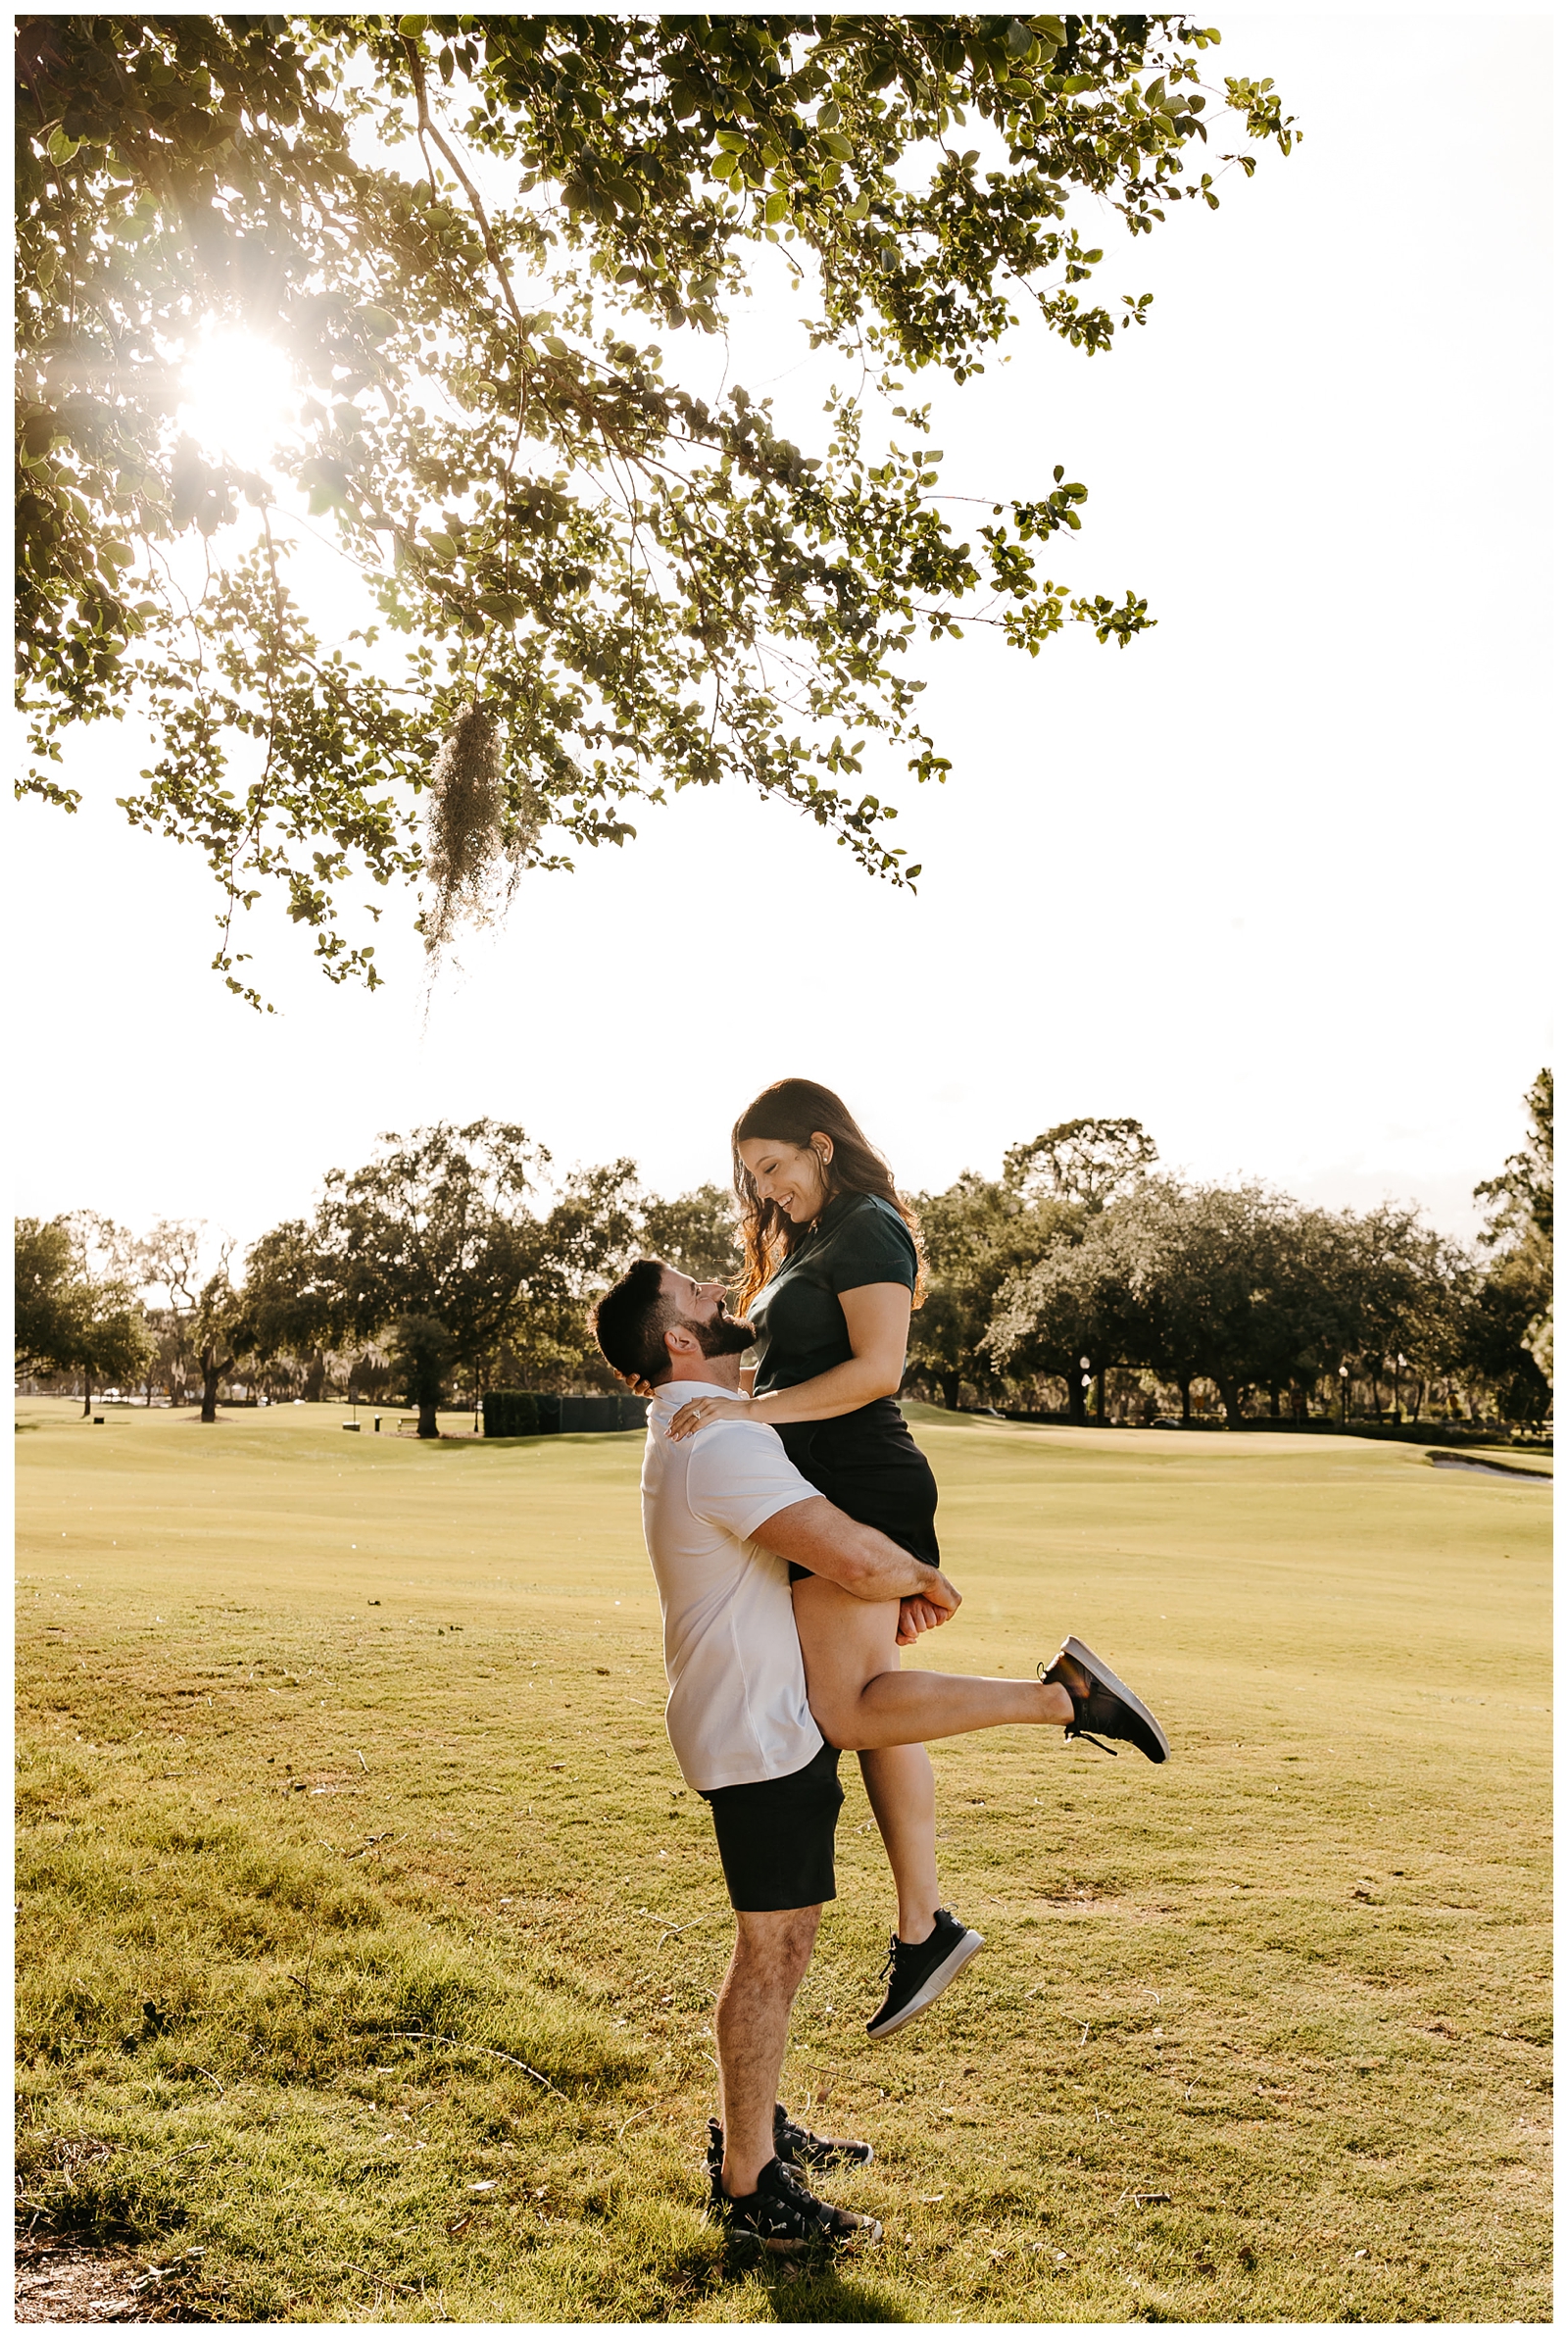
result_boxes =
[14,2237,215,2321]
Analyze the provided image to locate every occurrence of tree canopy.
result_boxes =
[16,14,1297,1002]
[237,1120,643,1431]
[1468,1070,1552,1405]
[14,1213,153,1412]
[1003,1113,1157,1208]
[18,1079,1551,1429]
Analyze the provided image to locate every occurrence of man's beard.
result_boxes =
[684,1308,755,1361]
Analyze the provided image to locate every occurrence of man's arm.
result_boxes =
[755,1497,961,1617]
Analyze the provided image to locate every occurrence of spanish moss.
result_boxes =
[420,706,540,965]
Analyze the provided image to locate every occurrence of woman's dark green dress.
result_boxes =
[747,1191,941,1578]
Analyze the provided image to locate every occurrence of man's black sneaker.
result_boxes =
[865,1907,984,2038]
[1042,1634,1169,1763]
[708,2154,881,2254]
[708,2107,874,2174]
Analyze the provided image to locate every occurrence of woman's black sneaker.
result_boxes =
[1042,1635,1169,1762]
[708,2154,881,2254]
[865,1908,985,2038]
[708,2107,873,2173]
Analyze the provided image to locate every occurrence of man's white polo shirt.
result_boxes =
[640,1376,822,1792]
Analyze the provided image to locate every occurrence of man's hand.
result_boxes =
[913,1572,960,1621]
[666,1391,753,1442]
[896,1592,955,1646]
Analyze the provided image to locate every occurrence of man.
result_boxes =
[591,1257,1167,2253]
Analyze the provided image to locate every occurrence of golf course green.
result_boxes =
[15,1397,1550,2322]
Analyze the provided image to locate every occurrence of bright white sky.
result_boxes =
[12,15,1553,1263]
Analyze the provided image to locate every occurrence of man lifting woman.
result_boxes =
[591,1079,1167,2252]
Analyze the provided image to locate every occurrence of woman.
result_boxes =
[665,1077,984,2038]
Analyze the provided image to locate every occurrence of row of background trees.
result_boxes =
[15,1075,1552,1437]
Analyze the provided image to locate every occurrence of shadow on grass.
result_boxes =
[743,2253,910,2323]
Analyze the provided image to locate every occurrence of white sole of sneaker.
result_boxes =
[1057,1634,1170,1760]
[865,1926,985,2038]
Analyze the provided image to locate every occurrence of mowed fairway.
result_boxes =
[16,1399,1551,2323]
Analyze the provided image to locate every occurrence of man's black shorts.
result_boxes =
[701,1739,844,1913]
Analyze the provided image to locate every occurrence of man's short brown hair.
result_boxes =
[591,1258,677,1385]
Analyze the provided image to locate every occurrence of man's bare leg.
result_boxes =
[715,1905,820,2197]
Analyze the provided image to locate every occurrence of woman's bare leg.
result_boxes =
[858,1745,941,1944]
[794,1578,945,1944]
[792,1573,1073,1755]
[792,1575,1070,1947]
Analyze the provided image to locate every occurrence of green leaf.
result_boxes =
[47,128,80,164]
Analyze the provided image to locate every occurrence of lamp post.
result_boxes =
[1395,1352,1408,1427]
[1339,1362,1349,1427]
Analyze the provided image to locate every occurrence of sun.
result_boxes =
[176,324,298,473]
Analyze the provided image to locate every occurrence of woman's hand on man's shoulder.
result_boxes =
[664,1391,755,1443]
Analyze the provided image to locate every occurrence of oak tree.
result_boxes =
[14,1213,153,1413]
[16,14,1296,1001]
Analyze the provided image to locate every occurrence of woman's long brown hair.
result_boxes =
[730,1077,925,1313]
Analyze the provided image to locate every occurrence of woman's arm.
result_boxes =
[665,1283,910,1442]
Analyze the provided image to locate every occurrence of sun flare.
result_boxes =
[176,326,298,473]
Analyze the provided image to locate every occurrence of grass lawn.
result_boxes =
[15,1397,1551,2323]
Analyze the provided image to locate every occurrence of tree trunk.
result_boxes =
[1094,1367,1106,1425]
[1268,1385,1281,1420]
[1369,1364,1383,1423]
[200,1366,222,1424]
[1065,1368,1087,1426]
[1218,1377,1246,1430]
[81,1372,92,1418]
[1179,1378,1192,1425]
[940,1373,961,1412]
[416,1399,440,1440]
